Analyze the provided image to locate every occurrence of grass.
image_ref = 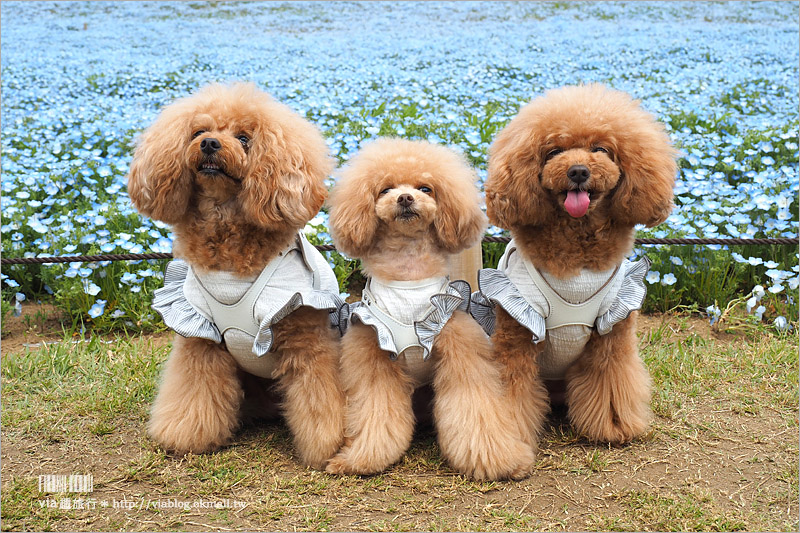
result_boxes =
[593,488,749,532]
[1,314,797,531]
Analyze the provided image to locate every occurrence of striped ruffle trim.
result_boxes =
[470,257,651,340]
[153,260,346,357]
[153,260,221,343]
[349,279,471,360]
[470,269,546,343]
[595,257,650,335]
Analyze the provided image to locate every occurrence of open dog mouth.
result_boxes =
[563,188,592,218]
[198,160,237,181]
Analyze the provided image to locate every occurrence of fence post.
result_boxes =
[450,243,483,290]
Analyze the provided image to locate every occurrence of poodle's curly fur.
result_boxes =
[127,82,344,469]
[325,138,535,480]
[485,84,677,447]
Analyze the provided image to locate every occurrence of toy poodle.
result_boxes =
[472,84,677,449]
[127,82,345,469]
[324,138,534,480]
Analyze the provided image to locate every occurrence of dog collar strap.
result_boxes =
[522,260,622,330]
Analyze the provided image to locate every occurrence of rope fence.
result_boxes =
[1,237,797,265]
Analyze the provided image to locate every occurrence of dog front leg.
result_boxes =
[491,307,550,450]
[565,311,652,443]
[326,323,415,475]
[271,307,345,470]
[432,310,536,481]
[148,335,243,454]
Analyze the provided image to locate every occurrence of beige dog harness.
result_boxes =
[192,234,324,339]
[348,276,471,387]
[153,232,345,379]
[517,254,622,330]
[471,240,650,380]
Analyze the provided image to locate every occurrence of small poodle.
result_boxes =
[127,82,345,469]
[473,84,676,448]
[325,138,534,481]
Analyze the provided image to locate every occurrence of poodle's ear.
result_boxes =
[127,104,194,224]
[240,101,333,231]
[327,167,379,259]
[434,166,488,254]
[611,122,677,228]
[485,113,551,229]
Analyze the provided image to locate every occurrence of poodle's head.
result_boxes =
[127,82,333,231]
[486,84,677,230]
[328,138,487,258]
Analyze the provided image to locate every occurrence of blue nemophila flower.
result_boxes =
[646,271,661,284]
[88,299,106,318]
[774,316,790,331]
[661,273,677,286]
[152,237,172,253]
[706,304,721,326]
[83,281,101,296]
[121,272,140,284]
[768,284,785,294]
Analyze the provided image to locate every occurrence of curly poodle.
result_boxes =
[324,138,535,480]
[475,84,677,450]
[127,82,345,469]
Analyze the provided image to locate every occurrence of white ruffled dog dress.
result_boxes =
[152,232,345,378]
[471,240,650,380]
[348,276,471,387]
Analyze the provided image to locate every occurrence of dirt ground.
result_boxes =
[1,304,797,531]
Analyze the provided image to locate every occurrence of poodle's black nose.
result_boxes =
[397,194,414,207]
[567,165,590,184]
[200,137,222,155]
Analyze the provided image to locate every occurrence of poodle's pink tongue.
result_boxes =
[565,190,590,218]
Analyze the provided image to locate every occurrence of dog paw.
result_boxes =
[324,448,390,476]
[324,454,353,475]
[324,451,367,476]
[449,440,536,481]
[570,393,652,444]
[148,407,237,455]
[581,406,651,444]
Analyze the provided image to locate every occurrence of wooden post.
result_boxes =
[450,242,483,290]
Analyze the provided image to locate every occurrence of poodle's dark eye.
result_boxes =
[237,135,250,147]
[379,188,392,196]
[418,186,433,195]
[545,148,563,160]
[591,146,609,154]
[192,130,206,139]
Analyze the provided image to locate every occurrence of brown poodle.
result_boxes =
[127,82,345,469]
[325,138,535,481]
[474,84,677,450]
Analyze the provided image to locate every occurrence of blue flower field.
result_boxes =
[1,1,798,332]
